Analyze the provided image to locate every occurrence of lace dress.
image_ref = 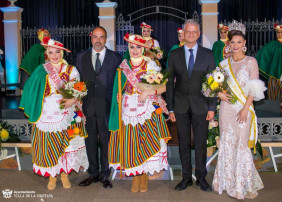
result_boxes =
[212,56,264,199]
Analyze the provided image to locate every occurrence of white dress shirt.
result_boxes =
[91,47,106,71]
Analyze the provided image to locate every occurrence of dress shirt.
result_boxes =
[91,47,106,71]
[184,43,198,70]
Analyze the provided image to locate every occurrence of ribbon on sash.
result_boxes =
[120,60,168,114]
[43,62,64,90]
[220,58,258,150]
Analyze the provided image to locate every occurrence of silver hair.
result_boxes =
[183,19,200,31]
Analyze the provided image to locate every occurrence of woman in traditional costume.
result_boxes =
[167,28,185,68]
[140,22,160,49]
[212,21,266,199]
[212,24,231,66]
[19,29,51,88]
[19,37,88,190]
[256,23,282,102]
[108,33,171,192]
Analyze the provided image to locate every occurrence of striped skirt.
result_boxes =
[32,122,88,177]
[109,112,171,176]
[268,77,282,101]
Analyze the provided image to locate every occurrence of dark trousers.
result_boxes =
[175,108,209,180]
[85,115,110,178]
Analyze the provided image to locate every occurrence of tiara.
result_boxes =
[228,20,246,35]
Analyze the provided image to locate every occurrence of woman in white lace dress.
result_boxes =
[212,21,266,199]
[20,37,88,190]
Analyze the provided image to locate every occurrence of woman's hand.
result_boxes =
[61,98,77,108]
[236,107,248,123]
[138,90,153,103]
[218,92,233,104]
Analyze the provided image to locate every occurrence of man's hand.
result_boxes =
[206,111,215,121]
[169,112,176,122]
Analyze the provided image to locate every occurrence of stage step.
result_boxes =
[1,109,26,119]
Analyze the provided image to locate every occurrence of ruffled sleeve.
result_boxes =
[146,60,161,72]
[243,57,267,101]
[70,66,80,81]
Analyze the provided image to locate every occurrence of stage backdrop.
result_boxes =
[0,0,278,56]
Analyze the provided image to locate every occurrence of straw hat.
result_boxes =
[140,22,154,31]
[41,37,71,53]
[274,24,282,31]
[124,33,151,49]
[217,24,229,31]
[177,28,183,34]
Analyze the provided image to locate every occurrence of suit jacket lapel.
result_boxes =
[99,48,110,74]
[194,45,203,71]
[85,49,95,76]
[179,46,188,72]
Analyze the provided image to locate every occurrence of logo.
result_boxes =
[2,189,13,199]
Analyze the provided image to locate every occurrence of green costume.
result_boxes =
[166,44,180,68]
[256,40,282,80]
[19,44,46,75]
[108,66,127,132]
[212,40,226,66]
[256,40,282,101]
[19,64,47,123]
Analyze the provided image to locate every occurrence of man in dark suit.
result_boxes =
[166,19,216,191]
[76,26,122,188]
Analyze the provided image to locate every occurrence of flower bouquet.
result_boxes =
[145,47,164,60]
[136,69,170,92]
[150,47,164,60]
[136,69,170,115]
[202,67,237,104]
[59,79,88,109]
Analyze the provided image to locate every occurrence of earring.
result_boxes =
[243,46,247,52]
[225,46,231,53]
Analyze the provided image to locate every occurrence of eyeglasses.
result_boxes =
[184,31,199,36]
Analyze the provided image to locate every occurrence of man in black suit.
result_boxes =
[166,19,216,191]
[76,26,122,188]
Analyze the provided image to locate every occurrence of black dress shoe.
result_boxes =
[196,179,212,192]
[79,176,100,186]
[100,177,113,189]
[175,178,193,191]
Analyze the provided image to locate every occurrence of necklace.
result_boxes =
[220,38,228,42]
[130,59,144,68]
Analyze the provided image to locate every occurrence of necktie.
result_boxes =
[188,49,194,77]
[95,53,101,73]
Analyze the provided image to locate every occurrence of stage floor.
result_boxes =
[0,170,281,202]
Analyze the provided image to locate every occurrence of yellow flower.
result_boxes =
[207,76,214,84]
[210,81,219,90]
[0,129,9,141]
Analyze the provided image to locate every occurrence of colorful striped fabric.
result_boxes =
[268,77,282,101]
[108,112,171,169]
[32,122,87,168]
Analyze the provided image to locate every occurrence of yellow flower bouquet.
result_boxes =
[202,67,237,104]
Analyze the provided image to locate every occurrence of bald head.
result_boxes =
[91,26,107,52]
